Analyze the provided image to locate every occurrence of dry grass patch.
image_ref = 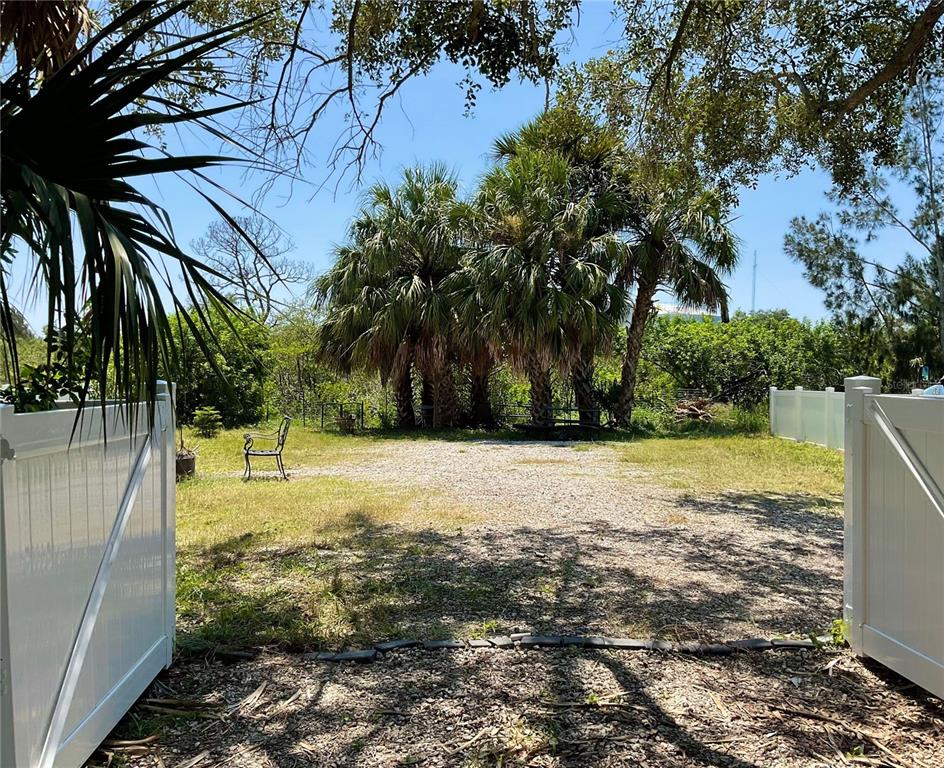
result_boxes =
[177,475,468,546]
[619,435,843,502]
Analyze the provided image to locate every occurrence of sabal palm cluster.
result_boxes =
[317,109,739,429]
[460,148,627,425]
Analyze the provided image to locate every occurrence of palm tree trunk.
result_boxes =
[420,373,434,427]
[614,279,658,428]
[527,355,553,425]
[572,346,597,425]
[394,363,415,429]
[469,359,494,427]
[433,367,458,429]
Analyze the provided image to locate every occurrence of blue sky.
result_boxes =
[11,1,920,329]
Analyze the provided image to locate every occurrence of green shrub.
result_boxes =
[171,302,271,428]
[706,403,769,434]
[630,406,673,435]
[642,311,857,407]
[193,406,223,438]
[727,404,769,433]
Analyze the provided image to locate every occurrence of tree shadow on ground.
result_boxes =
[115,492,944,767]
[177,491,842,655]
[676,490,842,537]
[118,633,944,768]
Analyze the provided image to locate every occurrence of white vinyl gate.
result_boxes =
[0,384,175,768]
[844,376,944,699]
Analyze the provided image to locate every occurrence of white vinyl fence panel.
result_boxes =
[1,384,175,768]
[844,376,944,700]
[769,386,845,450]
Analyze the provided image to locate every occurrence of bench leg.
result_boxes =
[243,452,252,481]
[276,453,287,481]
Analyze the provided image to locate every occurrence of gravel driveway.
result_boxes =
[295,438,844,641]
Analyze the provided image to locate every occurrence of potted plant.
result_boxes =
[176,426,197,481]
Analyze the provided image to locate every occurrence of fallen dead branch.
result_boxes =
[178,750,211,768]
[234,682,267,714]
[140,704,223,720]
[445,726,494,756]
[101,733,160,747]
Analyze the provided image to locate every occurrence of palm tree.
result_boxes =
[492,108,632,423]
[447,261,497,427]
[0,0,92,84]
[613,190,739,427]
[315,165,462,428]
[462,148,626,425]
[1,2,265,414]
[314,228,420,427]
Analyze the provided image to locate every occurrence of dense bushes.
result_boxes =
[171,306,871,430]
[171,304,271,428]
[629,311,859,407]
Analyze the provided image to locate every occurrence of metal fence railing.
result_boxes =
[303,401,365,430]
[495,403,603,426]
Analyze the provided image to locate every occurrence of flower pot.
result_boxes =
[176,451,196,481]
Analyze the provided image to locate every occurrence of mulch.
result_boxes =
[97,645,942,767]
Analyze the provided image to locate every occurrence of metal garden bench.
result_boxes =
[243,416,291,480]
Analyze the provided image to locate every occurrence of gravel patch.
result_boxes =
[294,439,844,640]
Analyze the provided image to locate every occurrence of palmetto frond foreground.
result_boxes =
[1,1,266,415]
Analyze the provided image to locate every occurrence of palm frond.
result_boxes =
[1,1,268,418]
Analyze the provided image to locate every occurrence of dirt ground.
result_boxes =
[98,439,943,767]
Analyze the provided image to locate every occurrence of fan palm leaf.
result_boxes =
[1,1,267,416]
[460,146,627,424]
[315,164,464,427]
[0,0,92,80]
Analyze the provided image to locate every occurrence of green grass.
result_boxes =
[176,473,476,652]
[181,425,372,474]
[618,434,843,500]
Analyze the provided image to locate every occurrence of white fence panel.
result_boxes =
[844,376,944,700]
[1,384,175,768]
[769,386,845,449]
